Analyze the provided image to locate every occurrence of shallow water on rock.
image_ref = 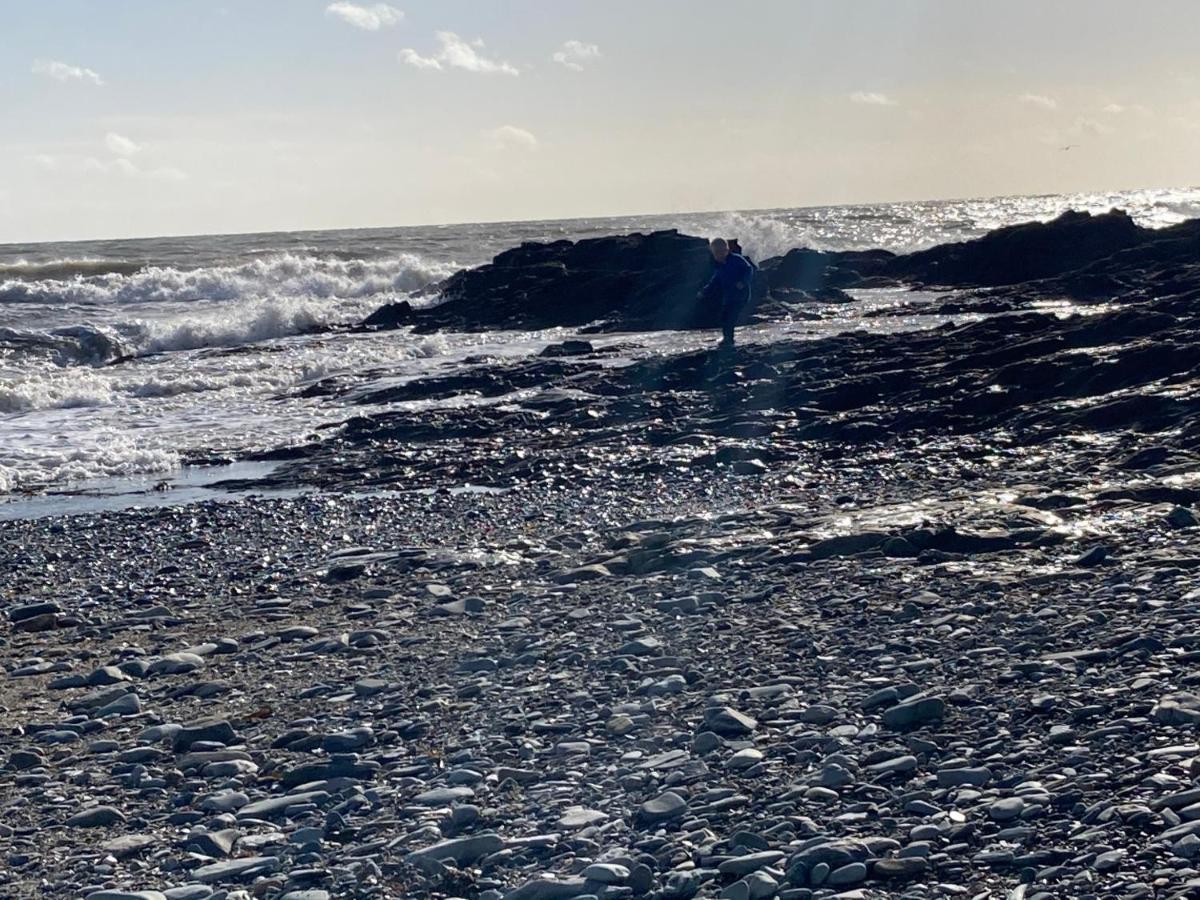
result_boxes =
[0,461,300,521]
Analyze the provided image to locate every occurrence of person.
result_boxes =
[697,237,754,348]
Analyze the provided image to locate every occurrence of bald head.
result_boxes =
[709,237,730,263]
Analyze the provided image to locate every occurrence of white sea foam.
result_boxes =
[0,325,558,492]
[129,295,375,355]
[0,252,460,365]
[704,211,824,260]
[0,429,181,492]
[0,369,116,413]
[0,251,458,308]
[0,258,146,279]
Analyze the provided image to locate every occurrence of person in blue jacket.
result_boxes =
[698,238,754,348]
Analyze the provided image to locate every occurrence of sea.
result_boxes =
[2,185,1198,509]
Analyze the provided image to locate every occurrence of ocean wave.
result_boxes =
[0,325,131,367]
[0,252,460,365]
[695,211,827,260]
[0,429,180,493]
[0,294,381,367]
[0,251,458,307]
[0,258,148,280]
[0,321,467,416]
[129,295,366,355]
[0,368,118,414]
[0,365,291,413]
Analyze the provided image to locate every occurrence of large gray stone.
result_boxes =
[504,877,589,900]
[237,790,329,821]
[703,706,757,736]
[147,652,207,677]
[637,790,688,825]
[882,696,946,730]
[191,856,280,883]
[66,805,127,828]
[405,832,505,866]
[172,719,237,752]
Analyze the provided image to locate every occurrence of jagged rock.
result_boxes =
[887,209,1148,286]
[360,230,728,334]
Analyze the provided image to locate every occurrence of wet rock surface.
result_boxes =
[358,208,1200,336]
[4,214,1200,898]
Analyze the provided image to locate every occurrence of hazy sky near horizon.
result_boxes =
[2,0,1198,243]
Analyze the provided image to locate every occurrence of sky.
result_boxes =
[2,0,1198,243]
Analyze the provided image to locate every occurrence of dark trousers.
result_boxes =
[721,299,745,343]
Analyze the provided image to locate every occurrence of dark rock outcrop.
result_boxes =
[360,230,726,334]
[758,247,895,292]
[885,209,1148,287]
[358,209,1199,335]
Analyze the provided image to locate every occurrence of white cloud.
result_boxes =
[400,31,518,76]
[104,132,142,157]
[148,166,188,182]
[36,151,185,181]
[485,125,539,151]
[849,91,897,106]
[326,2,403,31]
[552,40,601,71]
[82,156,115,175]
[111,157,140,177]
[1019,93,1058,110]
[399,48,442,70]
[1074,117,1114,137]
[32,58,103,86]
[1102,103,1126,114]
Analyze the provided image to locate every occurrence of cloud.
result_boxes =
[399,48,442,70]
[83,156,122,175]
[34,148,186,181]
[94,157,188,180]
[485,125,539,152]
[32,58,103,86]
[147,166,188,182]
[326,2,402,30]
[849,91,897,106]
[104,132,142,157]
[1019,93,1058,110]
[552,40,600,71]
[1102,103,1126,114]
[400,32,518,76]
[1074,117,1114,137]
[111,157,140,177]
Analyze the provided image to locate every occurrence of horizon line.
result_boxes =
[1,180,1195,250]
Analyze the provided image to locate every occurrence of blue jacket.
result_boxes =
[700,253,754,308]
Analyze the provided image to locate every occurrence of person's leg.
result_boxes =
[720,300,741,345]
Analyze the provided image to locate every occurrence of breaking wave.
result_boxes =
[0,295,383,367]
[0,252,460,365]
[0,251,458,307]
[701,211,826,260]
[0,430,181,493]
[0,258,147,280]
